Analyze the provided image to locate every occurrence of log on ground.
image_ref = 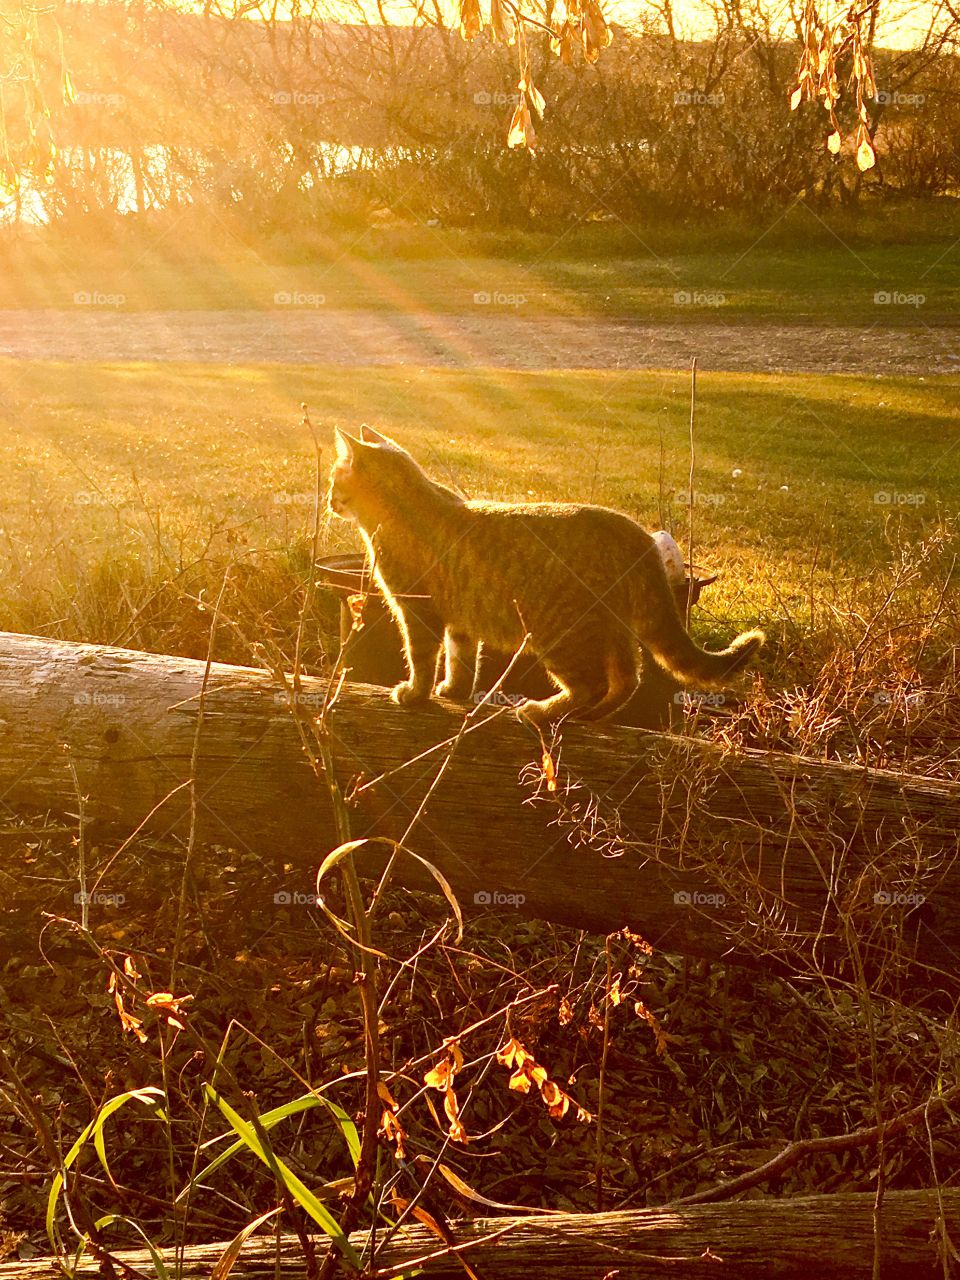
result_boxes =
[3,1190,957,1279]
[0,631,958,972]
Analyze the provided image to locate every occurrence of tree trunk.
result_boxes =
[0,631,958,973]
[3,1190,957,1279]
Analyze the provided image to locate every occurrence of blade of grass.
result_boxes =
[211,1207,282,1280]
[91,1215,171,1280]
[317,838,463,942]
[184,1092,360,1199]
[46,1087,168,1260]
[202,1086,361,1269]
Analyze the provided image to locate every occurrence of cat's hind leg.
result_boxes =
[435,628,478,702]
[576,640,640,721]
[515,653,608,730]
[516,688,572,729]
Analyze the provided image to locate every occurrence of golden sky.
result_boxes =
[322,0,953,49]
[148,0,955,50]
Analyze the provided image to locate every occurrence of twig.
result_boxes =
[686,355,697,630]
[672,1080,960,1206]
[170,568,231,987]
[367,634,530,913]
[368,1221,521,1280]
[595,934,615,1212]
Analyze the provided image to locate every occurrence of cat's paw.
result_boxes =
[435,680,472,702]
[515,698,551,729]
[390,681,431,707]
[516,695,573,730]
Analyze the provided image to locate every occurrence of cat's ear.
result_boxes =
[334,428,361,460]
[358,424,400,450]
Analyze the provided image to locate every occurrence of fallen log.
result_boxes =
[0,631,958,973]
[4,1190,957,1279]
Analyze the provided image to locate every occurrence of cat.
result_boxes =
[327,425,764,728]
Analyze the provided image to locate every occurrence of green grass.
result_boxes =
[2,358,956,673]
[2,216,959,321]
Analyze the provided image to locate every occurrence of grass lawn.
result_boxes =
[2,222,958,322]
[1,357,956,679]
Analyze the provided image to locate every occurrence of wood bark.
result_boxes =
[3,1190,957,1279]
[0,631,958,974]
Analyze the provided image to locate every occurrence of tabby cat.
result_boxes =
[328,426,764,728]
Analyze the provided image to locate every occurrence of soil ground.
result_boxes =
[2,308,958,374]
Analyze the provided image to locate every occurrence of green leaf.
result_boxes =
[184,1091,360,1200]
[46,1087,168,1260]
[92,1215,170,1280]
[202,1086,360,1269]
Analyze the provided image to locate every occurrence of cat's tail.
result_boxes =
[646,625,765,688]
[633,565,764,688]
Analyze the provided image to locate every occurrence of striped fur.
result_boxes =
[328,427,764,728]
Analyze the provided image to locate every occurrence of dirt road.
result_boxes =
[1,308,957,375]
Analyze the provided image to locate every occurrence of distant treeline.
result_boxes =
[9,2,960,230]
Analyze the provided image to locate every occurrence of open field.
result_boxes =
[4,358,955,586]
[2,220,959,323]
[2,356,956,698]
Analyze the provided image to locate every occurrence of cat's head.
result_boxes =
[327,425,413,525]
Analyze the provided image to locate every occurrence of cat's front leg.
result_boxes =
[435,629,478,702]
[391,602,442,706]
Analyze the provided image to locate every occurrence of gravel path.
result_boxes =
[1,308,957,375]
